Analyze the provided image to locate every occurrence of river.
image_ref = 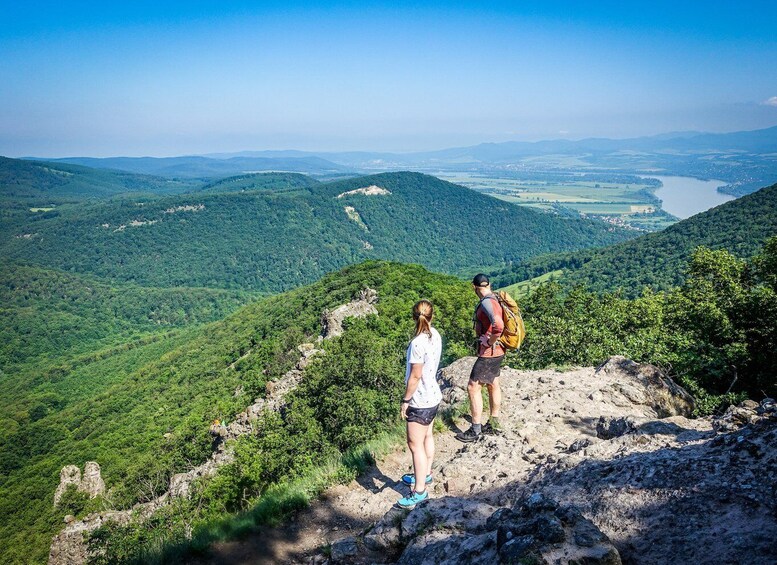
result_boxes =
[650,176,735,219]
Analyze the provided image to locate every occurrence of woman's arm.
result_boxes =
[401,362,424,419]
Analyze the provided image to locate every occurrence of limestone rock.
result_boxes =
[595,356,694,417]
[596,416,640,439]
[489,495,621,565]
[321,288,378,339]
[398,531,497,564]
[362,508,403,552]
[345,494,617,565]
[330,536,361,562]
[53,462,105,507]
[80,462,105,498]
[712,398,775,432]
[49,509,132,565]
[438,357,476,411]
[54,465,81,507]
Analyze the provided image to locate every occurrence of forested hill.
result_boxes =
[0,156,198,202]
[1,171,634,293]
[0,264,256,371]
[0,261,476,565]
[195,172,320,195]
[491,181,777,294]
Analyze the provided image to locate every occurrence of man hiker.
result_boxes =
[456,273,505,442]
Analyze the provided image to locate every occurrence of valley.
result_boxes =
[4,5,776,563]
[0,140,775,565]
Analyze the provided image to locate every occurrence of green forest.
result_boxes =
[0,265,257,371]
[2,236,775,563]
[0,262,475,564]
[195,172,320,195]
[0,157,199,202]
[1,171,633,293]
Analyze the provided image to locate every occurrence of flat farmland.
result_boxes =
[436,173,677,231]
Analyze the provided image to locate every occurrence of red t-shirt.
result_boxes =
[475,295,505,358]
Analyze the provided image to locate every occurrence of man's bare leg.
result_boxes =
[468,379,483,425]
[486,377,501,419]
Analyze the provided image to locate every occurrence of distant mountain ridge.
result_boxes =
[23,125,777,171]
[203,126,777,164]
[203,126,777,197]
[27,155,351,179]
[17,126,777,198]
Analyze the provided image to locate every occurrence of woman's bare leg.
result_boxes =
[424,420,435,476]
[407,421,429,491]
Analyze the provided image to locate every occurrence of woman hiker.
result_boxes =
[398,299,443,509]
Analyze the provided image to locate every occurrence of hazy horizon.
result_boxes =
[2,1,776,158]
[10,124,777,161]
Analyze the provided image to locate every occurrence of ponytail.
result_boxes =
[413,300,434,338]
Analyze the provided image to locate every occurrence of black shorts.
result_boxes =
[470,355,504,384]
[406,404,439,426]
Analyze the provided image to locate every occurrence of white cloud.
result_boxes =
[764,96,777,107]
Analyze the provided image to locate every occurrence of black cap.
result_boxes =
[472,273,490,287]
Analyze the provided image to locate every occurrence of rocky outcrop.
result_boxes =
[49,289,379,565]
[489,494,620,565]
[53,466,81,507]
[330,493,620,564]
[80,462,106,499]
[49,497,167,565]
[315,359,776,565]
[53,462,105,507]
[525,398,777,564]
[321,288,378,339]
[593,355,694,417]
[336,185,392,199]
[712,397,776,432]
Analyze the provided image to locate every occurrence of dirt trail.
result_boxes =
[201,433,463,564]
[199,356,722,564]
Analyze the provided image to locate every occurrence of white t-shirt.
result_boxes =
[405,327,443,408]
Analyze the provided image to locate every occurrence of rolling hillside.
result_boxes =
[491,181,777,294]
[195,172,320,195]
[0,261,475,565]
[1,171,635,293]
[0,157,198,202]
[0,264,257,371]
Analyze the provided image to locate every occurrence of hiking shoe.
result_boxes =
[455,426,482,443]
[401,473,433,486]
[397,489,429,509]
[482,419,503,435]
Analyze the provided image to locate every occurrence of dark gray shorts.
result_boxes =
[470,355,504,384]
[406,404,439,426]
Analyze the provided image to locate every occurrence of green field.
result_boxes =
[500,269,564,298]
[437,173,677,231]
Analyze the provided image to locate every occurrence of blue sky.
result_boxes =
[1,1,776,156]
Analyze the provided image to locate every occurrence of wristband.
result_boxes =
[401,398,411,404]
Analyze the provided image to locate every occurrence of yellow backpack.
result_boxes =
[491,291,526,350]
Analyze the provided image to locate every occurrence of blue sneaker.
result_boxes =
[397,489,429,509]
[401,473,433,486]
